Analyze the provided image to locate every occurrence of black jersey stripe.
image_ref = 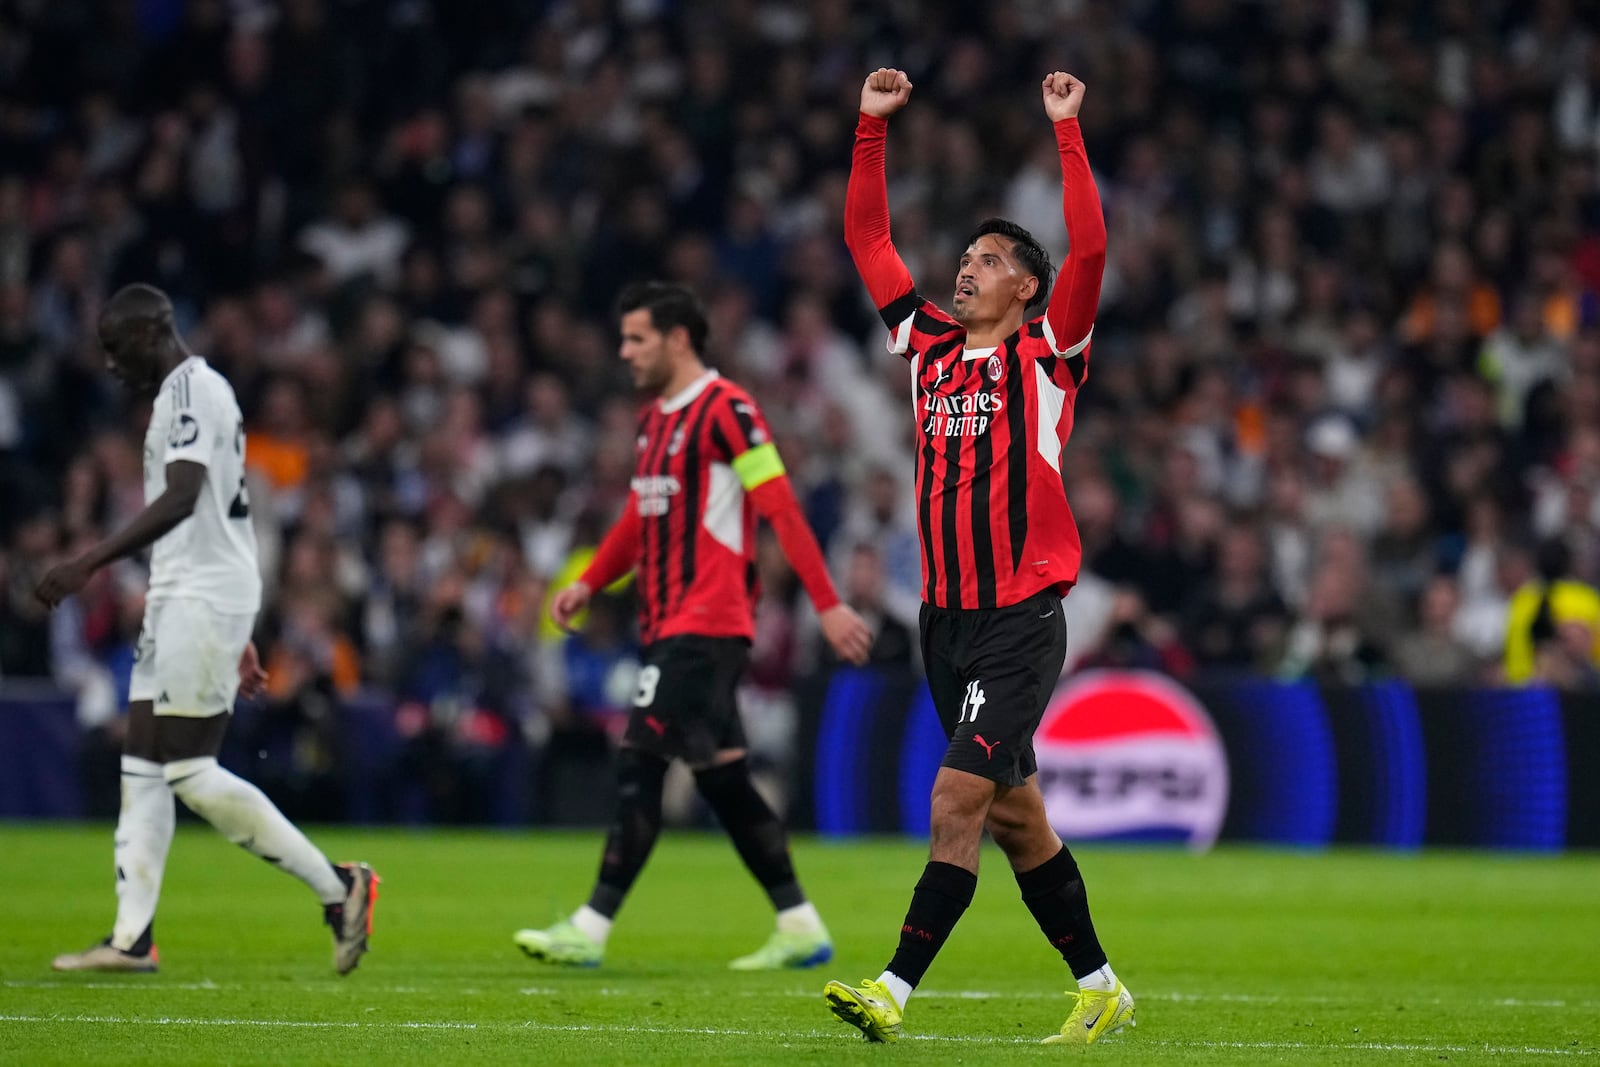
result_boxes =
[916,338,962,604]
[639,407,676,639]
[915,307,961,338]
[1062,352,1087,388]
[918,391,939,604]
[938,379,965,610]
[1003,337,1031,571]
[674,384,722,618]
[879,289,923,330]
[969,364,998,610]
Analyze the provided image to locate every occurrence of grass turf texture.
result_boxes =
[0,825,1595,1065]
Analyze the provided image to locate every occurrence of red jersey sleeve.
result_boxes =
[1038,117,1107,387]
[579,492,642,590]
[845,112,929,360]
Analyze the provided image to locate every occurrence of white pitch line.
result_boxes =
[2,980,223,992]
[1141,1039,1600,1057]
[0,1015,1595,1055]
[7,980,1599,1012]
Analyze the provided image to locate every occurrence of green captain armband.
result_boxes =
[732,442,786,490]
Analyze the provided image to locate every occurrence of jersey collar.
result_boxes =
[159,354,204,392]
[658,369,719,413]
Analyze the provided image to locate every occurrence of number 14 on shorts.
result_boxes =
[960,680,986,723]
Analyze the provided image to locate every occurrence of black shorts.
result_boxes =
[623,635,750,765]
[921,589,1067,787]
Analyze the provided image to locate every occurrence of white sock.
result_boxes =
[110,756,174,952]
[1077,963,1118,992]
[776,902,825,936]
[571,905,613,946]
[164,757,345,904]
[877,970,913,1011]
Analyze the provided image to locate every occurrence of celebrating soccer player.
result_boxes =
[822,70,1132,1045]
[514,281,873,970]
[37,284,378,975]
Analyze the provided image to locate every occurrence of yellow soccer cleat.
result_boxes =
[1042,981,1136,1045]
[824,977,903,1043]
[513,919,604,967]
[729,928,833,970]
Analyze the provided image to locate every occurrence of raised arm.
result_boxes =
[845,69,921,324]
[1039,72,1107,364]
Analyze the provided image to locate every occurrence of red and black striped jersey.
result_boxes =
[581,368,846,646]
[846,113,1107,610]
[629,371,770,643]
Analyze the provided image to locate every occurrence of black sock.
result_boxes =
[1015,846,1108,979]
[884,861,977,987]
[125,922,154,956]
[586,749,669,919]
[694,759,805,910]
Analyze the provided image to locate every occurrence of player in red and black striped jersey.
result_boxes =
[514,282,872,973]
[823,73,1136,1046]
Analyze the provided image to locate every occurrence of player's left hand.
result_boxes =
[237,641,269,699]
[1042,71,1086,122]
[820,604,874,666]
[33,557,93,609]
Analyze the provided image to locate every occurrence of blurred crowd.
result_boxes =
[3,0,1600,812]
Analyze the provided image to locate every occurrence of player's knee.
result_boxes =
[692,757,751,801]
[162,755,222,809]
[163,756,218,789]
[615,748,669,811]
[985,809,1029,853]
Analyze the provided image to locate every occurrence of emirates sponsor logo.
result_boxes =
[632,475,682,517]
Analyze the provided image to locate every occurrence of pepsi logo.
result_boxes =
[1035,670,1229,850]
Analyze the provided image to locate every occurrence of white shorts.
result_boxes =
[129,598,257,718]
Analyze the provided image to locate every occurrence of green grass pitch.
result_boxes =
[0,823,1596,1065]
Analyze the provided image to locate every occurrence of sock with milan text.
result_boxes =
[883,861,977,988]
[1014,846,1109,979]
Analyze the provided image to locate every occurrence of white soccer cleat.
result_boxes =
[52,940,159,973]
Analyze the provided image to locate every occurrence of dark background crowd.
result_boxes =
[2,0,1599,819]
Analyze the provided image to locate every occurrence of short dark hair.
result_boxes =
[615,281,709,355]
[967,218,1054,313]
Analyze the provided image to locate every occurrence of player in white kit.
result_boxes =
[35,284,378,975]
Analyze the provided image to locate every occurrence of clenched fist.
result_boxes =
[1042,71,1086,122]
[860,68,913,118]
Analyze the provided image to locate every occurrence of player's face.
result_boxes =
[98,317,162,395]
[618,308,674,395]
[952,235,1037,325]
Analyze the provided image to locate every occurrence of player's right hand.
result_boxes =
[820,604,874,666]
[860,68,913,118]
[549,581,592,633]
[34,556,92,609]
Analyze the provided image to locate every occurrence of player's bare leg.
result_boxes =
[988,776,1134,1044]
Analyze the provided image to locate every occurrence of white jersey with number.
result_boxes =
[142,355,261,614]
